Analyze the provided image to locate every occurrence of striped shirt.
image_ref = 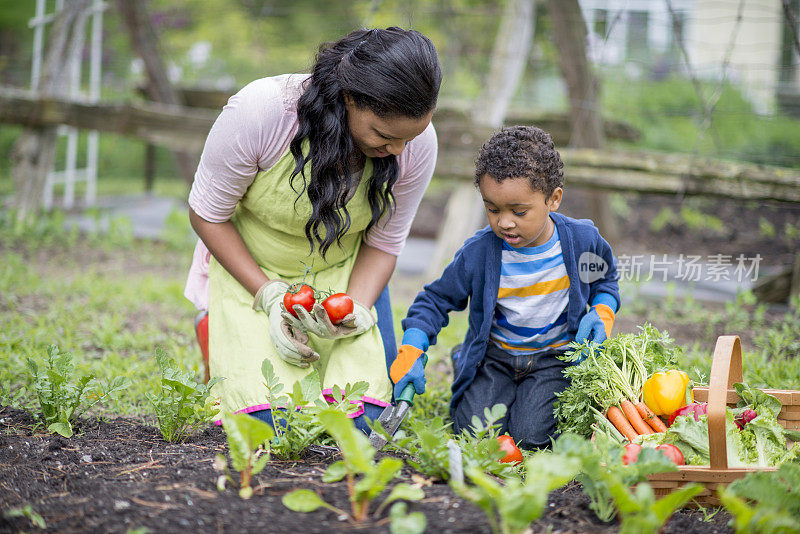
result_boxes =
[489,227,572,355]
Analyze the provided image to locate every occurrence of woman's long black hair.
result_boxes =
[289,27,441,258]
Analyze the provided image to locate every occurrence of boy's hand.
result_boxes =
[389,328,429,400]
[575,303,615,344]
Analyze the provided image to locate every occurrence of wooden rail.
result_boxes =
[3,85,800,203]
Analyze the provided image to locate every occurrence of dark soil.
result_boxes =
[0,406,733,534]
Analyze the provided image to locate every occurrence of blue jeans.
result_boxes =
[374,285,397,374]
[249,402,384,435]
[452,343,571,449]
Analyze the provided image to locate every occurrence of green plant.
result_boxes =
[451,450,579,534]
[3,504,46,529]
[282,408,425,528]
[215,411,275,499]
[145,348,222,442]
[388,404,518,481]
[758,217,776,238]
[694,503,724,523]
[678,206,724,234]
[717,462,800,534]
[261,359,368,460]
[609,478,703,534]
[26,345,130,437]
[553,433,679,522]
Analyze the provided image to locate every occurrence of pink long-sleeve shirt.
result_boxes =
[184,74,438,310]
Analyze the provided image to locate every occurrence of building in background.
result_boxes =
[580,0,800,115]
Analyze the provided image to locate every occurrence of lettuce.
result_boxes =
[733,383,781,418]
[637,411,793,467]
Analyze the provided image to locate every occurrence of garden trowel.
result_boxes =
[368,354,427,450]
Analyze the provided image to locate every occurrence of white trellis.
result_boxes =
[30,0,105,210]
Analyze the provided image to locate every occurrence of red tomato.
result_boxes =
[656,444,685,466]
[496,435,523,465]
[322,293,354,324]
[622,443,642,465]
[283,285,315,317]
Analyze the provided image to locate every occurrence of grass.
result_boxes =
[0,209,798,428]
[0,213,198,418]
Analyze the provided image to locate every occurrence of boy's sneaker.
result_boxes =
[195,311,210,384]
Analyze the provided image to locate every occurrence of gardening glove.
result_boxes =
[254,280,319,368]
[575,303,615,345]
[282,300,377,339]
[389,328,429,400]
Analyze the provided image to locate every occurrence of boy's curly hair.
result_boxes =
[474,126,564,199]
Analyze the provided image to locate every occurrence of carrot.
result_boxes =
[620,399,653,435]
[606,405,638,442]
[636,401,668,432]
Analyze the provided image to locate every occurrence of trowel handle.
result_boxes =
[396,354,428,404]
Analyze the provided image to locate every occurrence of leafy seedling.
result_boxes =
[553,433,678,522]
[261,359,369,460]
[387,404,519,481]
[217,411,275,499]
[717,462,800,534]
[282,409,424,530]
[146,348,222,442]
[451,451,579,534]
[26,345,130,437]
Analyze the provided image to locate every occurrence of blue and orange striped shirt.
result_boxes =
[489,227,572,355]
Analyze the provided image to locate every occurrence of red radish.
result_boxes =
[656,444,685,465]
[668,402,708,426]
[734,409,758,430]
[622,443,641,465]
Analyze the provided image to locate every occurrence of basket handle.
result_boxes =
[707,335,743,470]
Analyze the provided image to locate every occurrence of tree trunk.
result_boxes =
[429,0,536,278]
[548,0,620,243]
[472,0,536,128]
[116,0,197,184]
[11,0,91,222]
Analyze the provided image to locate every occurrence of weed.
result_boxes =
[3,504,46,529]
[146,348,222,442]
[26,345,130,437]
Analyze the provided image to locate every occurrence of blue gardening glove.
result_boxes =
[575,303,616,345]
[389,328,429,401]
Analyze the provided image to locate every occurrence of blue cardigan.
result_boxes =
[401,212,621,417]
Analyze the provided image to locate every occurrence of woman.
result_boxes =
[185,27,441,433]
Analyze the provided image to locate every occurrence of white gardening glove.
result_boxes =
[281,299,376,339]
[253,280,319,368]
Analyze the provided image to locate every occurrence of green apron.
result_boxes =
[208,147,392,416]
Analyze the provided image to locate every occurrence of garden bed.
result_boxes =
[0,406,733,533]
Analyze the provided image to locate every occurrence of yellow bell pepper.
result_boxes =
[642,370,693,416]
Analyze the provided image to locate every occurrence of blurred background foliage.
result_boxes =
[1,0,799,198]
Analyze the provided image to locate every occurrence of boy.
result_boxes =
[390,126,620,449]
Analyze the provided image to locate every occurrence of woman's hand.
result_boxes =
[282,300,376,339]
[254,280,319,367]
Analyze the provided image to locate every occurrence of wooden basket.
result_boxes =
[646,335,800,506]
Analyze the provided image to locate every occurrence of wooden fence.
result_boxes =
[4,85,798,203]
